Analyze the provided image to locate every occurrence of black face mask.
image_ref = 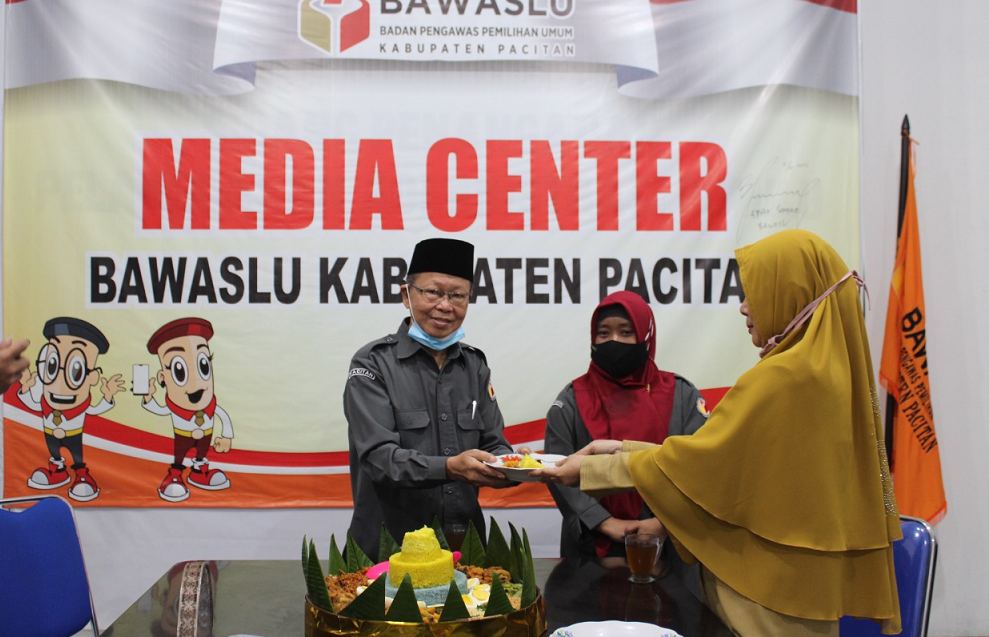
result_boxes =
[591,340,649,379]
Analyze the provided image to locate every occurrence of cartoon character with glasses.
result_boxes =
[17,317,124,501]
[142,317,233,502]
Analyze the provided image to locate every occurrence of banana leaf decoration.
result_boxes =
[378,524,401,563]
[508,522,523,583]
[328,535,346,577]
[337,572,387,620]
[304,538,334,612]
[458,520,486,567]
[438,578,471,622]
[521,543,538,610]
[482,575,514,617]
[484,518,511,570]
[386,573,425,623]
[345,531,374,573]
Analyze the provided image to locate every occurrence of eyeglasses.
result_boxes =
[36,346,102,390]
[407,281,471,308]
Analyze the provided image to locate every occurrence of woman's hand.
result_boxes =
[595,517,640,543]
[531,453,584,487]
[575,439,623,456]
[632,517,668,541]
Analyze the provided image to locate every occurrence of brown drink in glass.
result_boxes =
[624,533,661,584]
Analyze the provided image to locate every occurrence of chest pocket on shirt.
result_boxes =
[456,408,483,449]
[395,410,431,451]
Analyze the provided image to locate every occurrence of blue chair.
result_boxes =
[840,516,937,637]
[0,495,101,637]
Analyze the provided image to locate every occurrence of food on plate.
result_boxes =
[499,455,523,468]
[499,454,544,469]
[519,454,545,469]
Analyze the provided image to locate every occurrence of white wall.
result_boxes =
[859,2,989,635]
[4,2,989,635]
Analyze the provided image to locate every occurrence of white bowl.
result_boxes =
[550,621,682,637]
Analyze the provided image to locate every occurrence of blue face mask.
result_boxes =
[407,310,466,351]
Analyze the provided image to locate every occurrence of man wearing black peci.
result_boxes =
[344,238,518,560]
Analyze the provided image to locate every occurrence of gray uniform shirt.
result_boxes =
[544,376,708,558]
[345,320,513,560]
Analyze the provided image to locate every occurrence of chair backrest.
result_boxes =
[839,515,937,637]
[0,495,100,637]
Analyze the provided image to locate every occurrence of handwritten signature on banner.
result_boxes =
[736,157,821,245]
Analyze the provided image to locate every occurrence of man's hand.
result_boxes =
[531,453,584,487]
[212,437,232,453]
[0,337,30,394]
[446,449,511,487]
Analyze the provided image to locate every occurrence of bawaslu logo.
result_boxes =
[299,0,372,54]
[299,0,577,59]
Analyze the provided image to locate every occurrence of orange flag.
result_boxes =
[878,128,947,525]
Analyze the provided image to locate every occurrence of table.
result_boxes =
[103,558,733,637]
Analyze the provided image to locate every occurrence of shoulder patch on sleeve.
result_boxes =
[349,367,376,381]
[487,380,496,401]
[696,397,710,418]
[551,400,565,410]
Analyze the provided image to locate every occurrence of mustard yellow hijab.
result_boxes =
[628,230,902,631]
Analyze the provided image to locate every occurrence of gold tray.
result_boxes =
[305,593,547,637]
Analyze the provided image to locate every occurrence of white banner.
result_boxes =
[2,0,860,507]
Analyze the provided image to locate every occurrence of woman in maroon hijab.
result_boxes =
[545,291,709,558]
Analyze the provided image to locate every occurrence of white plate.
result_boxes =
[484,453,565,482]
[550,621,682,637]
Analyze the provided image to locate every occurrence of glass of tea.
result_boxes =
[624,533,662,584]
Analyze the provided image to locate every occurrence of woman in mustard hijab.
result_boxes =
[535,230,902,636]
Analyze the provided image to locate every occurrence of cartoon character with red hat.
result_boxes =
[17,317,125,501]
[142,317,234,502]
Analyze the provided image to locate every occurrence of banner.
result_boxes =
[2,0,862,508]
[879,134,947,525]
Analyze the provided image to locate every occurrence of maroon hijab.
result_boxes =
[572,291,676,556]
